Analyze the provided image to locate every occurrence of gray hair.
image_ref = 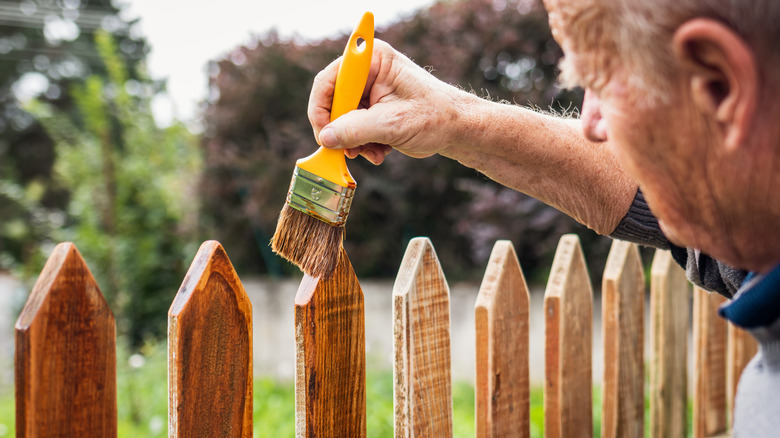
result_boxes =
[613,0,780,104]
[547,0,780,105]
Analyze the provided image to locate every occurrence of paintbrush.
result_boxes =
[271,12,374,278]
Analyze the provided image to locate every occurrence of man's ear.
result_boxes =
[672,19,757,151]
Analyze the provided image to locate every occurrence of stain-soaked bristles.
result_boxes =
[271,204,344,279]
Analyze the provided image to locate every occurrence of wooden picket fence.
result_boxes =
[13,235,756,437]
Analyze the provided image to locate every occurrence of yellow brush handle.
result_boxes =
[296,12,374,188]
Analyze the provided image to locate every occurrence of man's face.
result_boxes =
[544,0,738,260]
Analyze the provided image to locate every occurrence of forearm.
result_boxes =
[441,91,637,234]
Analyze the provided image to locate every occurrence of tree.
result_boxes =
[0,0,150,271]
[27,30,201,346]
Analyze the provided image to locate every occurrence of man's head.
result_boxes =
[543,0,780,272]
[546,0,780,103]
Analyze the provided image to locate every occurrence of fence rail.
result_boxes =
[13,235,757,437]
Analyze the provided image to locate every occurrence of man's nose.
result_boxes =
[581,89,608,142]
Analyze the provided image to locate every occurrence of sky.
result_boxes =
[123,0,437,128]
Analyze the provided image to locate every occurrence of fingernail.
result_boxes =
[319,127,337,147]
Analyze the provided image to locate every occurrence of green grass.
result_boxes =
[0,341,694,437]
[0,393,12,437]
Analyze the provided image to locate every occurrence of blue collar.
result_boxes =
[719,263,780,328]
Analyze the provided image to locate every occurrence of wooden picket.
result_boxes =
[693,286,729,437]
[14,242,117,437]
[393,237,453,437]
[601,240,645,438]
[294,249,366,437]
[12,236,761,437]
[475,240,530,438]
[543,234,594,438]
[168,240,253,437]
[649,249,690,438]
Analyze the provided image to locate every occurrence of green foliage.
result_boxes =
[116,339,169,436]
[0,179,60,278]
[0,0,150,271]
[25,30,202,346]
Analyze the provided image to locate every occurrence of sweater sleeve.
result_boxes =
[608,189,671,249]
[609,188,747,299]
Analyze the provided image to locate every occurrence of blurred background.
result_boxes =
[0,0,624,435]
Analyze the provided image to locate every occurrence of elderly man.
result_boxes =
[308,1,780,434]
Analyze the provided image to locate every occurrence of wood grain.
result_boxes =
[15,242,117,437]
[168,240,253,437]
[294,248,366,438]
[727,322,757,428]
[475,240,530,438]
[393,237,453,437]
[693,286,728,438]
[601,241,644,438]
[543,234,593,438]
[649,249,690,438]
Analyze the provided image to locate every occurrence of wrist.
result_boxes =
[438,88,490,162]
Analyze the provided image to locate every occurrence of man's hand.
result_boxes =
[308,39,470,165]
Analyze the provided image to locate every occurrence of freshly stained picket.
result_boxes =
[168,240,253,437]
[393,237,453,437]
[544,234,593,438]
[693,287,728,438]
[475,241,530,438]
[15,242,117,437]
[601,241,645,438]
[294,249,366,438]
[649,249,690,438]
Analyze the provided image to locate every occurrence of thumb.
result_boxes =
[317,107,392,150]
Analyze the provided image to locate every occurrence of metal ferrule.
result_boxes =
[286,167,355,227]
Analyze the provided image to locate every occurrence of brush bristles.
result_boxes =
[271,204,344,279]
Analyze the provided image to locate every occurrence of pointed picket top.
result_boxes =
[393,237,453,437]
[295,248,366,438]
[543,234,593,438]
[649,249,689,438]
[601,240,645,438]
[168,240,253,437]
[15,242,117,437]
[692,286,728,438]
[475,240,530,438]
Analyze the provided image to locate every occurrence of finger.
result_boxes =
[365,144,392,165]
[349,144,392,165]
[345,148,360,159]
[307,57,342,141]
[311,40,394,143]
[362,148,382,165]
[318,105,397,150]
